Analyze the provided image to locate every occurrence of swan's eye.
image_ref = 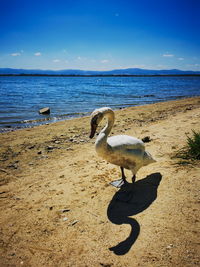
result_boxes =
[91,115,98,125]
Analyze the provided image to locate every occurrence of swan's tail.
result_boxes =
[143,151,156,166]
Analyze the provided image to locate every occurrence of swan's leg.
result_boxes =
[130,166,139,183]
[132,175,136,183]
[121,167,127,183]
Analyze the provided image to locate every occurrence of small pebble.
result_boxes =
[142,136,151,143]
[166,244,174,249]
[8,164,18,169]
[47,146,54,150]
[10,253,16,256]
[60,209,70,213]
[71,220,79,226]
[13,196,21,200]
[66,147,73,151]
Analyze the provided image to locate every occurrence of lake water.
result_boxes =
[0,76,200,131]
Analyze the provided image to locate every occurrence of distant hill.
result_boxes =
[0,68,200,76]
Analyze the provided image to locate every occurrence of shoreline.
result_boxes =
[0,96,200,266]
[0,111,91,133]
[1,95,199,133]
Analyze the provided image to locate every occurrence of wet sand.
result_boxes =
[0,97,200,266]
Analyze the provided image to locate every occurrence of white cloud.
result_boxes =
[11,52,21,56]
[76,56,87,61]
[34,52,41,56]
[178,57,184,60]
[186,63,200,67]
[132,64,146,68]
[163,54,174,57]
[101,59,109,63]
[53,59,60,63]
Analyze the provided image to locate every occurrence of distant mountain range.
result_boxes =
[0,68,200,76]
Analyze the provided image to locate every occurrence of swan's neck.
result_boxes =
[102,112,114,137]
[95,110,115,154]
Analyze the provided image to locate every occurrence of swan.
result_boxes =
[89,107,156,187]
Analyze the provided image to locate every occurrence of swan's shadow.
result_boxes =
[107,172,162,255]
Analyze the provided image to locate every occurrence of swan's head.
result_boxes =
[89,107,112,139]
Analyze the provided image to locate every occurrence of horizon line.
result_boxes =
[1,67,200,72]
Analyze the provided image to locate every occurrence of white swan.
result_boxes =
[89,107,156,187]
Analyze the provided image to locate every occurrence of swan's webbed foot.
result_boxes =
[110,179,125,188]
[110,167,127,188]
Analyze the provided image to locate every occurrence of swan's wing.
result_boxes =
[108,135,155,165]
[106,135,145,168]
[107,135,144,151]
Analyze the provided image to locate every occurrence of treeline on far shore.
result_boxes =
[1,74,200,77]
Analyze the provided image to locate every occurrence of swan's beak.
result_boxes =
[89,123,97,139]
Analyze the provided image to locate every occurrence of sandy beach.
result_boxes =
[0,97,200,267]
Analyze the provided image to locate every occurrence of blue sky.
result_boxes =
[0,0,200,70]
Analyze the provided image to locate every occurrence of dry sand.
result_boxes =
[0,97,200,267]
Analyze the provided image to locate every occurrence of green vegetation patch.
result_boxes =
[174,130,200,165]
